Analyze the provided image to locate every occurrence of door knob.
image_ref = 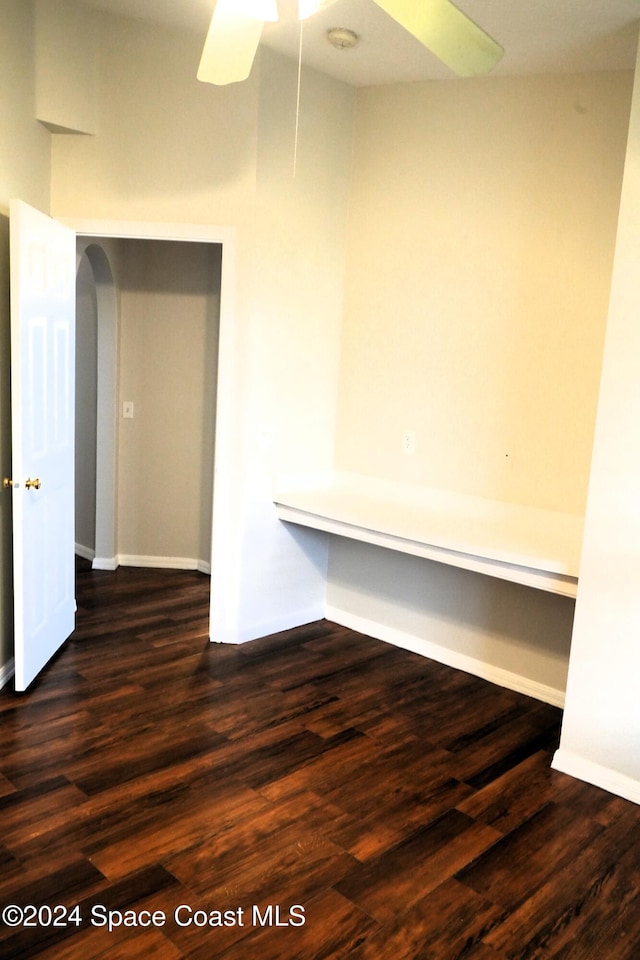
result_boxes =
[3,477,13,490]
[25,478,41,490]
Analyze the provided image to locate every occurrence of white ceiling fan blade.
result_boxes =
[372,0,504,77]
[198,0,279,86]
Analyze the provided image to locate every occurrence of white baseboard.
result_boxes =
[91,555,211,573]
[212,605,324,645]
[552,748,640,805]
[117,554,210,572]
[325,604,566,708]
[92,556,119,571]
[0,658,15,691]
[75,542,95,562]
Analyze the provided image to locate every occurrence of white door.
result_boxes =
[9,200,76,691]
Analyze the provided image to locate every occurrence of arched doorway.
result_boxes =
[75,241,118,569]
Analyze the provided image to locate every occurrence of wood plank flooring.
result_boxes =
[1,559,640,958]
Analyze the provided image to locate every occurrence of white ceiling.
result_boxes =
[75,0,640,86]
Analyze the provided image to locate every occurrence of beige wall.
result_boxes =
[0,0,52,678]
[327,70,633,702]
[35,0,97,134]
[0,0,51,212]
[328,539,577,700]
[116,239,220,566]
[49,10,260,225]
[336,72,632,514]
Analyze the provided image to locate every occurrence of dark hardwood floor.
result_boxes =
[1,560,640,958]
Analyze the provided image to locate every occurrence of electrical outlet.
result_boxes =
[402,430,416,456]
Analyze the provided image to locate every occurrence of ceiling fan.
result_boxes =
[197,0,504,86]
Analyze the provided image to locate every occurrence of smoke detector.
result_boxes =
[326,27,359,49]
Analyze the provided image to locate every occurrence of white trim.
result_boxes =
[117,554,210,572]
[75,542,95,562]
[92,556,119,571]
[552,749,640,806]
[91,554,211,572]
[0,658,15,690]
[212,606,324,645]
[325,604,566,708]
[60,219,235,246]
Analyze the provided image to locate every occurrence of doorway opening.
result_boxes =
[68,219,235,641]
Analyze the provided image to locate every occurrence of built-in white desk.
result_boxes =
[274,472,583,598]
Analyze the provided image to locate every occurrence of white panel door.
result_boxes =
[9,200,76,691]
